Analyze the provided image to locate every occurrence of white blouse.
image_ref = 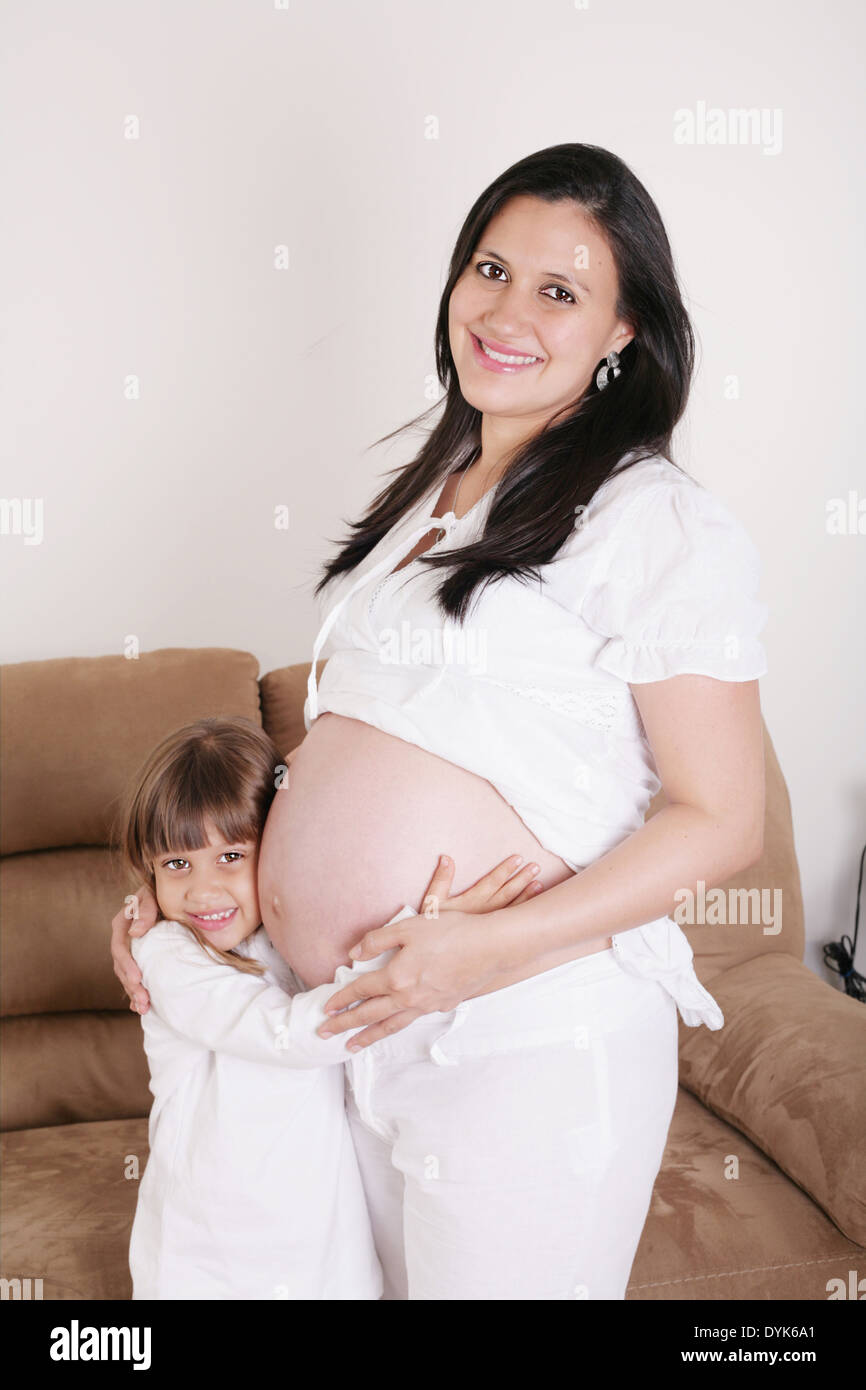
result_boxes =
[303,452,770,1031]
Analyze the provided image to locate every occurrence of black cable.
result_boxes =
[823,842,866,1002]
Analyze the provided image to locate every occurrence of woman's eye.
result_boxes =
[542,285,576,305]
[475,262,574,304]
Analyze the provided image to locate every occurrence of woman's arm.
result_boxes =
[318,675,765,1045]
[483,673,764,969]
[111,884,159,1014]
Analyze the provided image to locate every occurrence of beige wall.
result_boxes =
[2,0,864,980]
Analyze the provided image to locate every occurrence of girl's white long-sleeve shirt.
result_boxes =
[128,913,413,1300]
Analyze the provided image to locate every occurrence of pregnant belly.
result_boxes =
[258,712,612,990]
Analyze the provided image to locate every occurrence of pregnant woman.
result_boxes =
[112,143,768,1300]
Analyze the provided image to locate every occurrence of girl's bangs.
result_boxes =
[145,793,260,864]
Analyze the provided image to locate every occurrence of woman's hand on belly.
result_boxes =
[317,854,546,1048]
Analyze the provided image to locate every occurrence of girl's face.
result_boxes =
[448,194,634,436]
[151,819,262,951]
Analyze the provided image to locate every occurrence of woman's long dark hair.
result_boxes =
[315,143,696,622]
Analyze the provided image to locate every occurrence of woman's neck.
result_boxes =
[455,450,509,514]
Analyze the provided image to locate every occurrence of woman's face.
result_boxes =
[448,194,634,435]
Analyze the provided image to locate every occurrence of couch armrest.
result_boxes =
[677,952,866,1245]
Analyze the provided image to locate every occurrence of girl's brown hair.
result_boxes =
[112,717,287,976]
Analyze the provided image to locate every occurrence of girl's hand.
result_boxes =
[110,882,159,1015]
[317,853,543,1049]
[419,851,544,919]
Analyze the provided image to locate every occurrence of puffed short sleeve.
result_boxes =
[579,479,769,683]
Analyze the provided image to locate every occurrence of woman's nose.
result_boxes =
[482,295,534,337]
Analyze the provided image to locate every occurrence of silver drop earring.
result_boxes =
[596,350,621,391]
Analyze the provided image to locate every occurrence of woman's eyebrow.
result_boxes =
[475,246,592,296]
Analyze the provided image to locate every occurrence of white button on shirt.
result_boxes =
[304,452,771,1031]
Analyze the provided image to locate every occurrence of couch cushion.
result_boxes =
[0,1117,148,1299]
[1,1013,151,1132]
[1,648,261,854]
[1,847,139,1016]
[3,1096,858,1302]
[260,661,324,758]
[676,953,866,1246]
[627,1087,864,1299]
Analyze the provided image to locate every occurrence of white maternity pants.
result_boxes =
[343,944,679,1301]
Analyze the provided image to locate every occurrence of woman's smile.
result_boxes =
[470,331,545,373]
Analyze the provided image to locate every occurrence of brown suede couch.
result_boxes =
[1,647,864,1300]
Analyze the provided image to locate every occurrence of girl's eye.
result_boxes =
[475,262,575,304]
[162,852,243,870]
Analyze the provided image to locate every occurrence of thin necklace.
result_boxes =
[435,449,479,542]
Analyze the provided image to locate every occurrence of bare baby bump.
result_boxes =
[258,713,611,990]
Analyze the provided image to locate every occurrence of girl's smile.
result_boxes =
[186,905,239,932]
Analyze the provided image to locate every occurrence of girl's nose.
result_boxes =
[186,880,224,903]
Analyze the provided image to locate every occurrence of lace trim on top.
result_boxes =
[478,677,636,733]
[363,587,638,734]
[367,573,394,622]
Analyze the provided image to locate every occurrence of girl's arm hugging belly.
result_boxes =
[258,713,582,989]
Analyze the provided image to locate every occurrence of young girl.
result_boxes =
[116,715,540,1300]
